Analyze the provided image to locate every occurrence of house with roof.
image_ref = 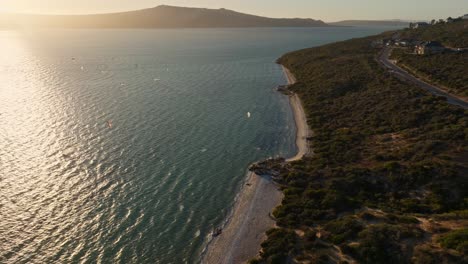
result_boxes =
[463,14,468,20]
[409,22,430,29]
[395,39,413,47]
[415,41,446,55]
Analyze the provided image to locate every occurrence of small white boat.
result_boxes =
[247,112,251,118]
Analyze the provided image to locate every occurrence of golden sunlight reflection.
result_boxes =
[0,30,81,219]
[0,31,54,165]
[0,30,102,263]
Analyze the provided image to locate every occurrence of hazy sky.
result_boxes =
[1,0,467,21]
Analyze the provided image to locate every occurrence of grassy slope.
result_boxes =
[251,32,468,264]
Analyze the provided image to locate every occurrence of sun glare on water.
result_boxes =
[0,31,55,199]
[0,31,93,262]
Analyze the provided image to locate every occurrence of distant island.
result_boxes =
[330,20,411,27]
[0,5,327,28]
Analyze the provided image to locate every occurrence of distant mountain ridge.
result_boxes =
[1,5,327,28]
[330,20,411,27]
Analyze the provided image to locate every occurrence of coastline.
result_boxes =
[282,66,311,162]
[202,65,309,264]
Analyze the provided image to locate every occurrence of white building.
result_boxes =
[410,22,430,29]
[463,14,468,19]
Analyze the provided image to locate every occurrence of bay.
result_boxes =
[0,26,400,264]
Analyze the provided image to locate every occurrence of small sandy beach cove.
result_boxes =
[202,65,310,264]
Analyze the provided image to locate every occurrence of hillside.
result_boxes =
[399,19,468,47]
[0,5,327,28]
[330,20,409,27]
[390,20,468,98]
[251,27,468,263]
[391,50,468,98]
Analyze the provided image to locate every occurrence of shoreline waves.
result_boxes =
[202,65,310,264]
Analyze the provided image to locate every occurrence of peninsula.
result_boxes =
[250,18,467,264]
[0,5,327,29]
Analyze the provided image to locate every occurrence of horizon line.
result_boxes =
[0,4,446,23]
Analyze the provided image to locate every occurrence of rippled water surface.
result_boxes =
[0,27,398,263]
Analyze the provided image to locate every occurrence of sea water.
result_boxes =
[0,26,400,264]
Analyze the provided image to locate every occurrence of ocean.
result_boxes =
[0,26,400,264]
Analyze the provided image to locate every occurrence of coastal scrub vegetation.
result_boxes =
[399,19,468,48]
[251,24,468,264]
[438,228,468,254]
[390,49,467,97]
[390,19,467,98]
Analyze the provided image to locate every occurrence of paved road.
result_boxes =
[378,47,468,109]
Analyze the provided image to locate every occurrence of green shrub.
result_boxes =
[438,228,468,254]
[260,228,297,262]
[325,216,364,244]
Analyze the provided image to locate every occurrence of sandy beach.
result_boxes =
[202,65,309,264]
[283,66,311,162]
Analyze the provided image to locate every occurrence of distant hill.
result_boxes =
[330,20,410,27]
[1,5,327,28]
